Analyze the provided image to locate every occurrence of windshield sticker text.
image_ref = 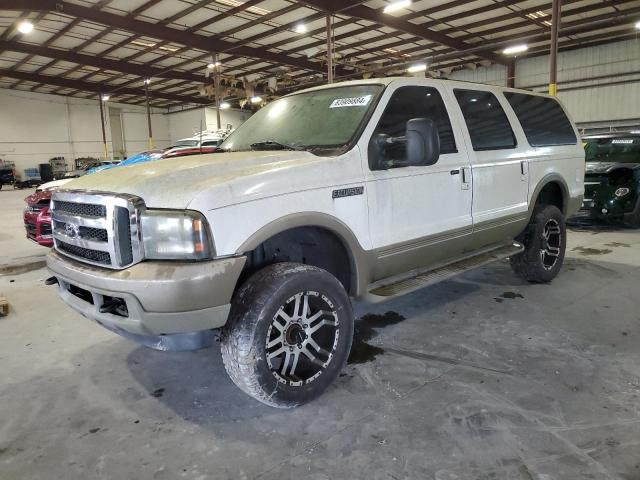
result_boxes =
[612,139,634,144]
[330,95,372,109]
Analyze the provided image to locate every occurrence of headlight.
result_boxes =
[140,210,212,260]
[615,187,630,197]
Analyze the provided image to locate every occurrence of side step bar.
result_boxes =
[368,242,524,299]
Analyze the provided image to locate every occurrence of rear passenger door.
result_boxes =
[452,88,530,248]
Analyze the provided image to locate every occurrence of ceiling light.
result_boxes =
[144,78,151,85]
[407,63,427,73]
[250,96,262,104]
[207,61,222,69]
[294,23,308,34]
[503,44,528,55]
[220,102,231,109]
[101,94,110,101]
[636,21,640,30]
[131,39,156,48]
[216,0,270,16]
[159,45,179,52]
[383,0,411,14]
[17,20,34,34]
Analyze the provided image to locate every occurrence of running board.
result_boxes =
[368,242,524,299]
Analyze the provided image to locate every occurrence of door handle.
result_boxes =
[520,161,527,175]
[450,169,460,175]
[460,167,470,190]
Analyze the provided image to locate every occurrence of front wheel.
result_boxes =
[511,204,566,283]
[221,263,354,408]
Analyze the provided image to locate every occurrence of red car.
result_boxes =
[24,190,53,247]
[161,146,218,158]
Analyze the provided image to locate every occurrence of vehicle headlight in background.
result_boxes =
[615,187,630,197]
[140,210,212,260]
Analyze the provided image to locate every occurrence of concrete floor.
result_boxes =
[1,187,640,480]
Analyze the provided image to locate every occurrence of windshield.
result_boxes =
[585,136,640,163]
[220,84,383,152]
[173,140,199,148]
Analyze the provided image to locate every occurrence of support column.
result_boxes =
[213,54,221,130]
[326,14,333,84]
[144,80,154,150]
[507,61,515,88]
[549,0,561,96]
[98,94,108,160]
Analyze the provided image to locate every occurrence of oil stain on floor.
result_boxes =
[494,291,524,303]
[348,311,405,365]
[571,246,613,256]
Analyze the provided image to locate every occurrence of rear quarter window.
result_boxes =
[504,92,577,147]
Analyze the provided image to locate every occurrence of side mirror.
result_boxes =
[406,118,440,166]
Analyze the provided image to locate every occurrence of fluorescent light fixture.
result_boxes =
[220,102,231,109]
[407,63,427,73]
[159,45,179,52]
[503,44,528,55]
[17,20,34,34]
[131,39,156,48]
[294,23,308,34]
[636,21,640,30]
[383,0,411,14]
[101,94,110,101]
[250,96,262,104]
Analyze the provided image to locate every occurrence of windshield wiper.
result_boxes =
[250,140,304,151]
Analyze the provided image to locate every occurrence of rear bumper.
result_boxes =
[47,250,246,348]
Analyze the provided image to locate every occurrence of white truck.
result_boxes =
[46,78,584,408]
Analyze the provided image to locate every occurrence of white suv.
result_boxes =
[46,78,584,407]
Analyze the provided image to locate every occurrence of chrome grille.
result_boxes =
[54,200,107,217]
[51,190,144,269]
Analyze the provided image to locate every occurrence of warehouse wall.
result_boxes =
[448,39,640,126]
[0,89,171,176]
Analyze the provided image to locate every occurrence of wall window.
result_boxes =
[369,86,456,168]
[504,92,577,147]
[454,89,516,151]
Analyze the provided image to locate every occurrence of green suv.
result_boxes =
[574,132,640,227]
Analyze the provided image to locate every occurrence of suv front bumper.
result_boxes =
[47,250,246,350]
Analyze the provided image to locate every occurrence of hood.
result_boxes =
[37,178,74,192]
[60,150,342,210]
[585,162,640,174]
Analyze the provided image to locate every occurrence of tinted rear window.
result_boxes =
[454,89,516,151]
[504,92,577,147]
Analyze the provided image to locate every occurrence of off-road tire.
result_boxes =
[624,198,640,229]
[220,262,354,408]
[511,205,566,283]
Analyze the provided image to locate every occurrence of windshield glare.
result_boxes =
[220,85,383,152]
[585,137,640,163]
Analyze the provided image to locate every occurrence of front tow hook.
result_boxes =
[44,276,59,286]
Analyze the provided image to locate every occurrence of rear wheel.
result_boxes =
[624,198,640,229]
[511,204,566,283]
[221,263,354,408]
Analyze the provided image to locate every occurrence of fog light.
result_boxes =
[615,187,630,197]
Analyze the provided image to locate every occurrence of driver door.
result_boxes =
[362,84,473,280]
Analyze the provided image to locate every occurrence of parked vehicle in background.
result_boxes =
[170,128,233,150]
[24,189,53,247]
[46,78,584,407]
[572,132,640,227]
[161,146,218,159]
[0,166,16,190]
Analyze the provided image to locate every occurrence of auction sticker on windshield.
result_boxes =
[330,95,372,108]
